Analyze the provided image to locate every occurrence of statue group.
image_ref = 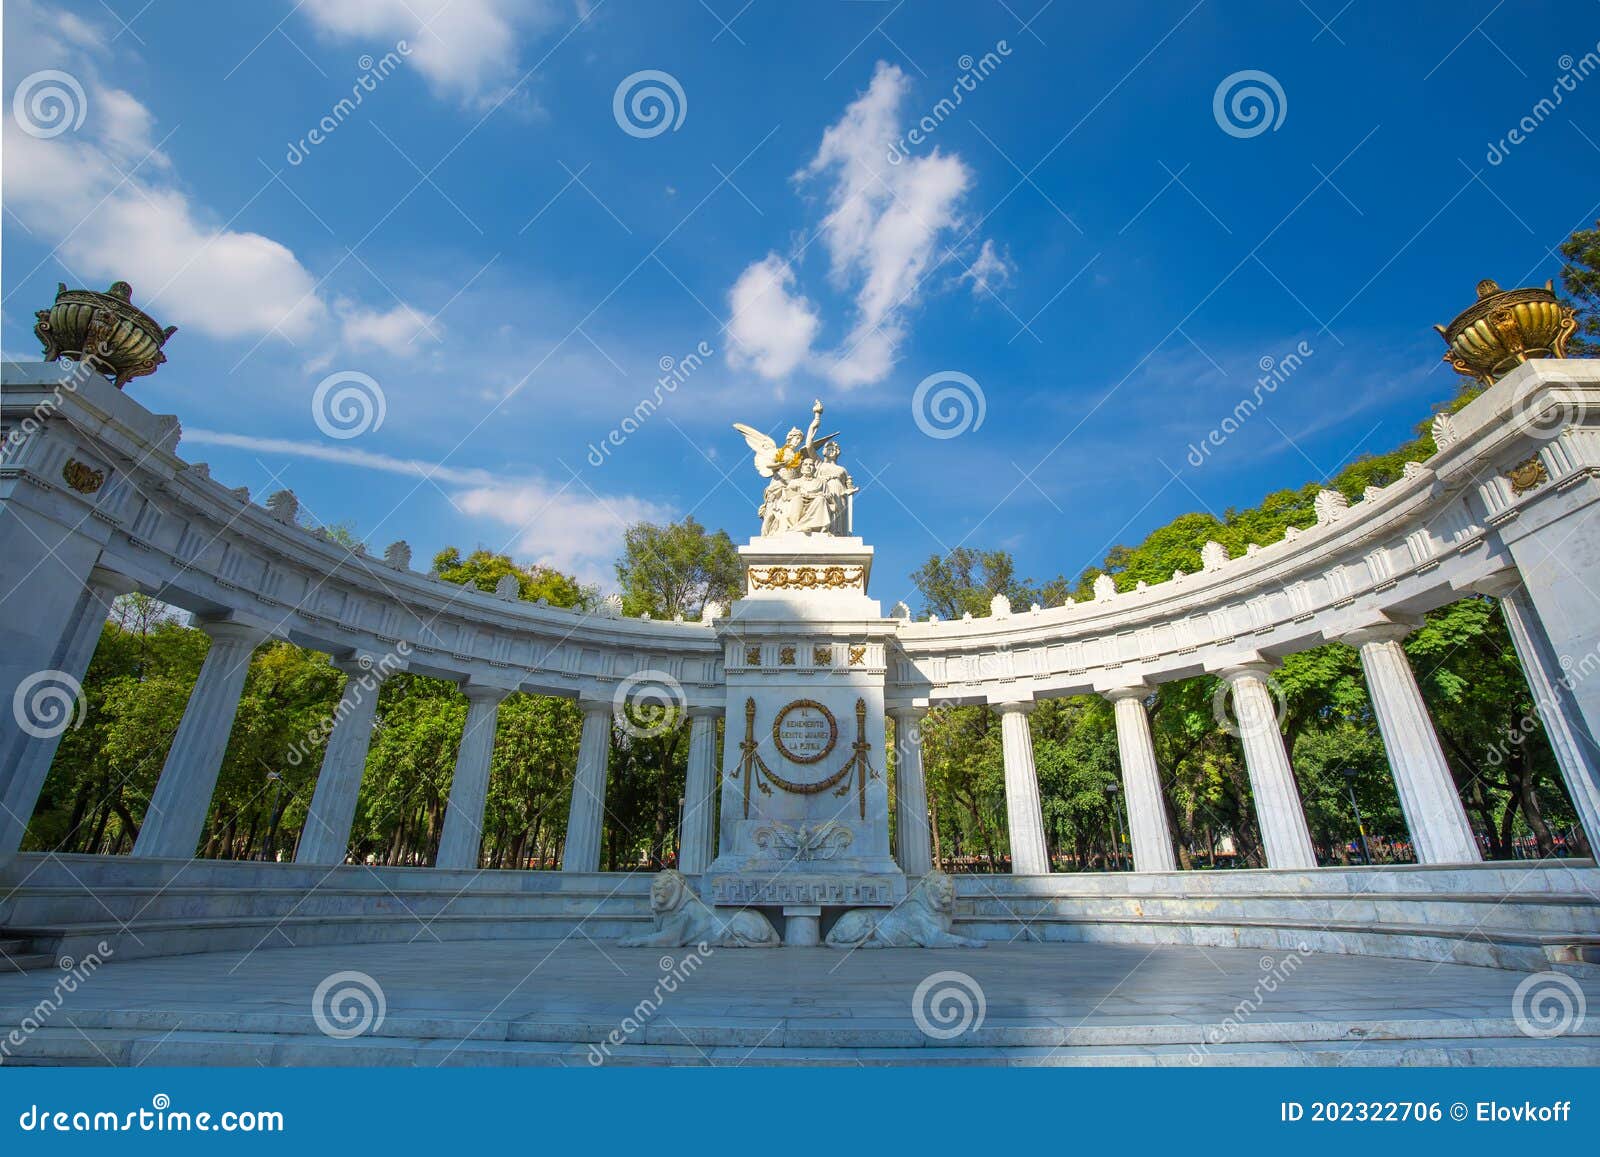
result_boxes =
[733,400,858,537]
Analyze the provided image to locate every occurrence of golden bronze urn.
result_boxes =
[1435,278,1576,385]
[34,281,177,389]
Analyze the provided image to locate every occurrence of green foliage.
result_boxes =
[1559,218,1600,356]
[614,516,741,619]
[432,547,591,608]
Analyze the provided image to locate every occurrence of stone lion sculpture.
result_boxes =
[824,871,985,949]
[618,870,780,949]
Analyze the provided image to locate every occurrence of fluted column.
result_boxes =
[1220,665,1316,869]
[994,701,1050,875]
[1349,625,1481,864]
[0,570,136,863]
[133,620,268,859]
[1499,586,1600,848]
[1105,687,1178,872]
[561,699,614,872]
[889,705,932,877]
[678,706,721,875]
[435,683,511,870]
[295,654,402,866]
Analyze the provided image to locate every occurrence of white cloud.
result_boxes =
[960,239,1014,298]
[725,254,821,380]
[300,0,564,106]
[3,0,430,349]
[723,62,992,389]
[338,301,439,353]
[183,428,670,588]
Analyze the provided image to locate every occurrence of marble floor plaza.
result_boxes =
[1,938,1597,1067]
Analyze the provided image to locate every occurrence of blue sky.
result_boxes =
[3,0,1595,605]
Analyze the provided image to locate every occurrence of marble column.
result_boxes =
[561,700,614,873]
[1499,586,1600,849]
[994,701,1050,875]
[678,706,721,875]
[889,705,932,877]
[1220,666,1317,869]
[435,684,511,870]
[0,569,136,863]
[295,655,401,866]
[1349,625,1481,864]
[1105,687,1178,872]
[133,620,268,859]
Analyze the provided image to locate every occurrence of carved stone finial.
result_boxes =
[702,599,724,623]
[1363,485,1383,502]
[989,593,1011,618]
[1431,412,1458,447]
[493,574,520,600]
[599,593,624,618]
[265,489,298,525]
[189,462,210,480]
[383,541,412,570]
[1313,489,1349,526]
[890,600,912,621]
[1201,541,1229,572]
[34,281,177,389]
[1093,574,1117,601]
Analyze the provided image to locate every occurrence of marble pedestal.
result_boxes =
[705,535,905,942]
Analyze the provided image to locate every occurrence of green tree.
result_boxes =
[614,516,741,619]
[1558,218,1600,356]
[432,547,591,607]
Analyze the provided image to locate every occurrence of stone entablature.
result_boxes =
[1,360,1596,712]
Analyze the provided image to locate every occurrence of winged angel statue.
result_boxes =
[732,400,858,537]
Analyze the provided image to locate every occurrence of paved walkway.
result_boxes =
[2,940,1595,1065]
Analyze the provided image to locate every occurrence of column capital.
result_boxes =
[1469,572,1525,600]
[1216,662,1276,685]
[1344,623,1414,648]
[461,682,513,706]
[686,704,724,720]
[991,699,1035,717]
[576,696,614,717]
[196,618,270,648]
[1102,683,1152,704]
[86,567,140,599]
[886,703,927,722]
[333,650,408,680]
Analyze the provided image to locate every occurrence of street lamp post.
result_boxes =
[1341,768,1371,866]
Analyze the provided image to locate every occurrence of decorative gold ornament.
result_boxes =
[848,644,867,666]
[34,281,177,390]
[729,697,876,818]
[771,698,839,764]
[1505,455,1549,495]
[1435,278,1577,385]
[61,458,105,494]
[779,645,796,666]
[748,564,865,592]
[813,644,832,666]
[744,645,762,666]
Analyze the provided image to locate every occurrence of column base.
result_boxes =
[783,906,821,947]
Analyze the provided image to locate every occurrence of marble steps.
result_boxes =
[0,912,653,968]
[957,911,1600,974]
[4,1016,1598,1067]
